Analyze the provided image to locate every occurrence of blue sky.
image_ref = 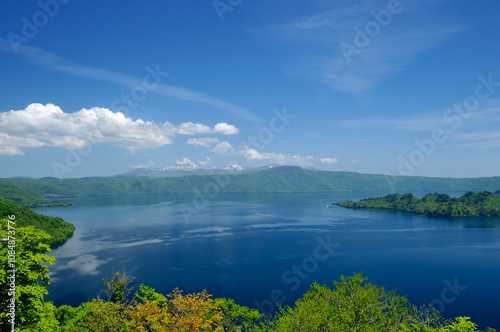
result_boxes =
[0,0,499,178]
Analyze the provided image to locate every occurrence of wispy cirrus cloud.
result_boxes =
[0,38,262,122]
[0,103,240,155]
[253,0,466,93]
[340,102,500,132]
[339,100,500,148]
[455,132,500,149]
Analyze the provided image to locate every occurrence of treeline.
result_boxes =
[40,272,495,331]
[334,191,500,218]
[0,198,75,247]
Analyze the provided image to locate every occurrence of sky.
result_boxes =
[0,0,499,179]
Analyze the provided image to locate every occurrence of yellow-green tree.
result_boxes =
[0,218,59,331]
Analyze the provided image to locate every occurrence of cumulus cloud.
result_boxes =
[187,137,313,166]
[186,137,235,154]
[212,141,235,154]
[198,157,211,166]
[175,157,197,166]
[241,147,313,166]
[320,157,338,164]
[186,137,221,148]
[0,104,239,155]
[213,123,239,135]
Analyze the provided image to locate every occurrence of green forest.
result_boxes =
[0,198,75,247]
[334,191,500,218]
[0,201,497,331]
[2,167,500,202]
[0,182,71,208]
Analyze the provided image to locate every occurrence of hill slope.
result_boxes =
[3,166,500,197]
[0,179,72,207]
[334,191,500,218]
[0,198,75,247]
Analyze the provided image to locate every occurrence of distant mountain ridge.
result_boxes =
[116,163,263,177]
[1,166,500,202]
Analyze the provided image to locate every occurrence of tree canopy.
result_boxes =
[334,191,500,218]
[0,198,75,247]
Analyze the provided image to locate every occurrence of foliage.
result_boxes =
[334,191,500,218]
[215,297,263,332]
[135,283,167,308]
[0,198,75,248]
[0,219,57,331]
[0,181,72,207]
[164,288,223,331]
[79,298,130,331]
[265,273,493,332]
[127,300,171,331]
[101,270,135,305]
[269,273,414,331]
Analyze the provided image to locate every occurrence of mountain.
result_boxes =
[115,163,274,177]
[2,166,500,199]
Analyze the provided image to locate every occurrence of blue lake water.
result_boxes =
[35,192,500,330]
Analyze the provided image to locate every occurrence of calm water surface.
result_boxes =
[35,192,500,330]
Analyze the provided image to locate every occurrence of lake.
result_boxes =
[35,192,500,330]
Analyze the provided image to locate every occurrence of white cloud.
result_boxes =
[241,147,313,166]
[213,123,239,135]
[132,160,155,169]
[178,123,238,135]
[212,141,234,154]
[352,159,360,163]
[0,103,239,155]
[175,157,197,166]
[177,123,212,135]
[187,138,313,166]
[320,157,338,164]
[186,137,235,154]
[198,157,211,166]
[241,148,283,161]
[186,137,220,147]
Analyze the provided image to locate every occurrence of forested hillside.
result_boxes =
[0,180,71,207]
[0,198,75,247]
[3,166,500,198]
[334,191,500,218]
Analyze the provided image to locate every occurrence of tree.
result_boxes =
[0,218,58,331]
[270,273,446,332]
[101,270,135,304]
[166,288,223,332]
[135,283,167,308]
[215,297,263,331]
